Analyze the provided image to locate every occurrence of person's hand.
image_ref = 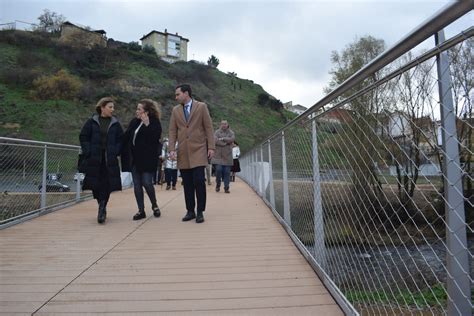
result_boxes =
[140,111,150,126]
[169,150,177,160]
[208,149,215,160]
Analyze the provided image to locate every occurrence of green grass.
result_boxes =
[0,30,292,152]
[346,283,448,310]
[0,43,20,68]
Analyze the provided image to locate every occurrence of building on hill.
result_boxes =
[107,38,128,49]
[283,101,307,115]
[59,21,107,49]
[140,29,189,63]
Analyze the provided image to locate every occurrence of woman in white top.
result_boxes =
[231,141,241,182]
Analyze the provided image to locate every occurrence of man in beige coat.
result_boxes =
[168,84,215,223]
[211,120,235,193]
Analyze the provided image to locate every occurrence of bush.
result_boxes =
[257,93,269,105]
[2,68,39,87]
[128,41,141,52]
[142,45,156,55]
[32,69,82,100]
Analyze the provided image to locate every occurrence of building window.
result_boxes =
[167,35,181,57]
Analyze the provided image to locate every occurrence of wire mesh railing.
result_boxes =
[240,2,472,315]
[0,137,91,227]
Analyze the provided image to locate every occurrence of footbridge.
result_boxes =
[1,2,473,315]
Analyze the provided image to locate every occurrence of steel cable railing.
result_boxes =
[240,2,473,315]
[0,137,91,228]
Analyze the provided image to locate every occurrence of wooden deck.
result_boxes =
[0,179,343,315]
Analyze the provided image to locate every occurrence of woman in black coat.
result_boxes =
[79,97,124,224]
[122,99,162,220]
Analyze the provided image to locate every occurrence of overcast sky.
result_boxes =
[1,0,472,108]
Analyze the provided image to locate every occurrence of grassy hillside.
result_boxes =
[0,30,295,153]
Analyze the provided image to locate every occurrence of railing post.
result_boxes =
[40,145,47,209]
[268,140,275,209]
[312,116,326,268]
[259,145,264,197]
[436,29,470,316]
[282,131,291,226]
[253,150,258,190]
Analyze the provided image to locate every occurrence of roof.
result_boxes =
[291,104,307,111]
[62,21,106,35]
[140,30,189,42]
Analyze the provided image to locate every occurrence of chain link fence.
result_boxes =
[240,3,472,315]
[0,137,91,227]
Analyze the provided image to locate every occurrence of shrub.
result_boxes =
[128,41,141,52]
[142,45,156,55]
[32,69,82,100]
[2,68,40,87]
[257,93,269,106]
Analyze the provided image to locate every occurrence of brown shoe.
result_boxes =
[172,186,176,190]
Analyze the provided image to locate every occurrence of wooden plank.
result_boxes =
[0,180,343,315]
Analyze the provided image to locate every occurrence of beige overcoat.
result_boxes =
[168,100,215,169]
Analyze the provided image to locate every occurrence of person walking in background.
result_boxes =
[79,97,123,224]
[162,137,178,190]
[231,141,241,182]
[168,84,215,223]
[122,99,162,220]
[211,120,235,193]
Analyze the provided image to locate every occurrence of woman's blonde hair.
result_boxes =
[95,97,115,114]
[139,99,161,119]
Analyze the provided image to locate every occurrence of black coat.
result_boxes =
[79,114,124,192]
[122,116,162,173]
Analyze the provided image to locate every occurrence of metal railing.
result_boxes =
[240,1,473,315]
[0,137,91,228]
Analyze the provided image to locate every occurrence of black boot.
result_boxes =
[152,204,161,217]
[133,210,146,220]
[98,200,107,224]
[196,211,204,223]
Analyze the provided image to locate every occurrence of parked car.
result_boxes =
[38,180,70,192]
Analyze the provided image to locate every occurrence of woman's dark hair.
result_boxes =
[176,83,192,98]
[139,99,161,119]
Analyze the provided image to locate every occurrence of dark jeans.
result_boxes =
[215,164,231,190]
[92,150,110,203]
[131,166,157,211]
[180,166,206,214]
[165,168,178,186]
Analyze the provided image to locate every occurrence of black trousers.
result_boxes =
[92,150,110,203]
[180,166,206,214]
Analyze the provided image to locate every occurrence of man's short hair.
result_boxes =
[176,84,192,98]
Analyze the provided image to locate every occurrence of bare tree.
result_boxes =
[36,9,65,33]
[325,36,389,208]
[392,53,436,207]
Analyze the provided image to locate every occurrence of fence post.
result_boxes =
[253,150,258,190]
[259,145,264,196]
[40,145,47,209]
[282,131,291,226]
[268,140,276,209]
[435,29,470,315]
[312,116,326,268]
